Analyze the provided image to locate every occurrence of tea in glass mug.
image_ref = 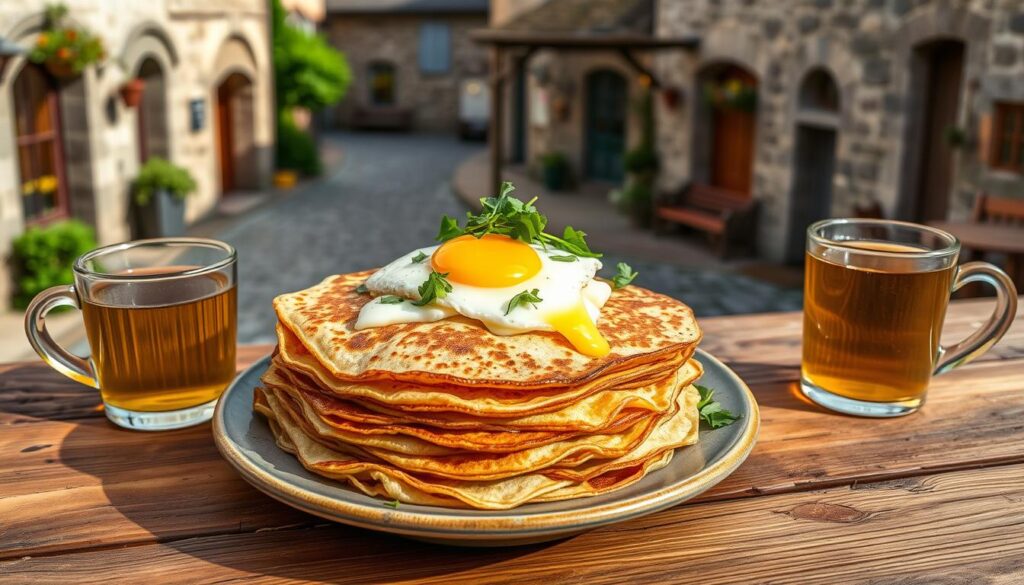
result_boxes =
[801,219,1017,417]
[25,238,237,430]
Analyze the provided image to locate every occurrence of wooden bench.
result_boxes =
[654,183,759,257]
[351,106,413,131]
[972,192,1024,225]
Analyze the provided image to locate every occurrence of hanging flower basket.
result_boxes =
[703,77,758,113]
[28,4,106,80]
[119,78,145,108]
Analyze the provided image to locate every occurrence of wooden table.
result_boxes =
[929,220,1024,289]
[2,298,1023,584]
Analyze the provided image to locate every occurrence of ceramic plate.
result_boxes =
[213,349,759,546]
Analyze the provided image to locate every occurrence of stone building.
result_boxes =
[484,0,1024,263]
[0,0,274,308]
[653,0,1024,262]
[325,0,489,133]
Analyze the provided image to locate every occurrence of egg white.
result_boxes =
[354,244,610,335]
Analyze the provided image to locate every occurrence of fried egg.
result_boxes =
[355,234,612,357]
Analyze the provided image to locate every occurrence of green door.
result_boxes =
[586,70,627,181]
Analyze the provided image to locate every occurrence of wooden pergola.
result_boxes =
[470,28,701,194]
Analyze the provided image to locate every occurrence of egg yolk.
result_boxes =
[431,234,542,288]
[545,303,611,358]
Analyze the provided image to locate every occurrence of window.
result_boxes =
[991,102,1024,172]
[418,22,450,74]
[368,61,396,105]
[13,64,68,224]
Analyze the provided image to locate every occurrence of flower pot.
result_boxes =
[119,78,145,108]
[273,170,298,189]
[542,164,566,191]
[45,59,77,80]
[134,189,185,238]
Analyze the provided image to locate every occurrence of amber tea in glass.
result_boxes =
[801,219,1016,417]
[26,239,237,430]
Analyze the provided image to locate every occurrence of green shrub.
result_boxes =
[11,220,96,309]
[276,111,321,176]
[624,145,659,175]
[133,157,197,206]
[272,0,351,111]
[540,151,568,170]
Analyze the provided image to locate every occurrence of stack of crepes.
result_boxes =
[255,270,705,510]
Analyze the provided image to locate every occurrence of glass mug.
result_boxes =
[802,219,1017,417]
[25,238,237,430]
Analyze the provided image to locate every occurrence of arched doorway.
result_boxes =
[215,72,256,195]
[697,64,758,196]
[136,57,169,162]
[13,63,68,224]
[786,68,841,263]
[585,69,627,181]
[905,39,965,222]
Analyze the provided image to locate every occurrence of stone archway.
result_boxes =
[786,68,841,263]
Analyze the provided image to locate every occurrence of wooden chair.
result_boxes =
[971,192,1024,226]
[654,183,759,257]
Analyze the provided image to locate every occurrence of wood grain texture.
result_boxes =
[0,299,1021,582]
[4,463,1024,584]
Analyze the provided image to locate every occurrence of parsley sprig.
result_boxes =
[611,262,638,289]
[504,289,543,316]
[411,251,428,263]
[413,271,452,306]
[695,385,741,429]
[379,295,404,304]
[437,182,601,258]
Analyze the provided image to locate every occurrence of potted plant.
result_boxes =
[119,78,144,108]
[132,157,197,238]
[540,152,569,191]
[28,4,106,80]
[703,76,758,113]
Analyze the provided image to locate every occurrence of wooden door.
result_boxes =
[216,80,236,194]
[13,64,68,224]
[710,69,757,196]
[914,41,964,222]
[786,125,837,263]
[585,70,627,181]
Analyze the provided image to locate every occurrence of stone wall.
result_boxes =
[655,0,1024,262]
[0,0,273,308]
[326,13,488,133]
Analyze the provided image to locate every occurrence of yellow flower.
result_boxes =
[36,33,48,48]
[22,180,37,195]
[37,175,58,193]
[726,79,743,95]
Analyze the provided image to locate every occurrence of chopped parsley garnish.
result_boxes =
[412,271,452,306]
[411,251,428,263]
[436,181,601,258]
[504,289,543,316]
[611,262,638,289]
[384,499,400,509]
[379,295,404,304]
[355,284,370,295]
[695,385,741,429]
[549,254,578,262]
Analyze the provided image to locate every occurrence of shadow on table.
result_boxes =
[56,419,559,581]
[716,360,838,416]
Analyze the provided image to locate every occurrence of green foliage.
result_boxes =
[276,111,322,175]
[624,145,659,176]
[11,220,96,309]
[703,78,758,113]
[539,151,568,170]
[272,0,351,111]
[28,3,106,75]
[133,157,197,206]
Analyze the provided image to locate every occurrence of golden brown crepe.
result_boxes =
[255,270,707,509]
[273,270,701,388]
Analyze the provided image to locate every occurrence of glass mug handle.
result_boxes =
[934,261,1018,375]
[24,284,99,388]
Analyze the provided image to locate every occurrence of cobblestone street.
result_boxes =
[213,132,802,344]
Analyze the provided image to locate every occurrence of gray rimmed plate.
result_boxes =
[212,349,759,546]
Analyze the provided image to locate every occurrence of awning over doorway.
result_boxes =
[470,0,699,193]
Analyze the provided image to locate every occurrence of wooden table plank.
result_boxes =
[0,299,1021,574]
[4,463,1024,584]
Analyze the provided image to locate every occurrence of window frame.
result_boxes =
[13,63,70,227]
[367,61,397,106]
[418,22,451,75]
[990,102,1024,174]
